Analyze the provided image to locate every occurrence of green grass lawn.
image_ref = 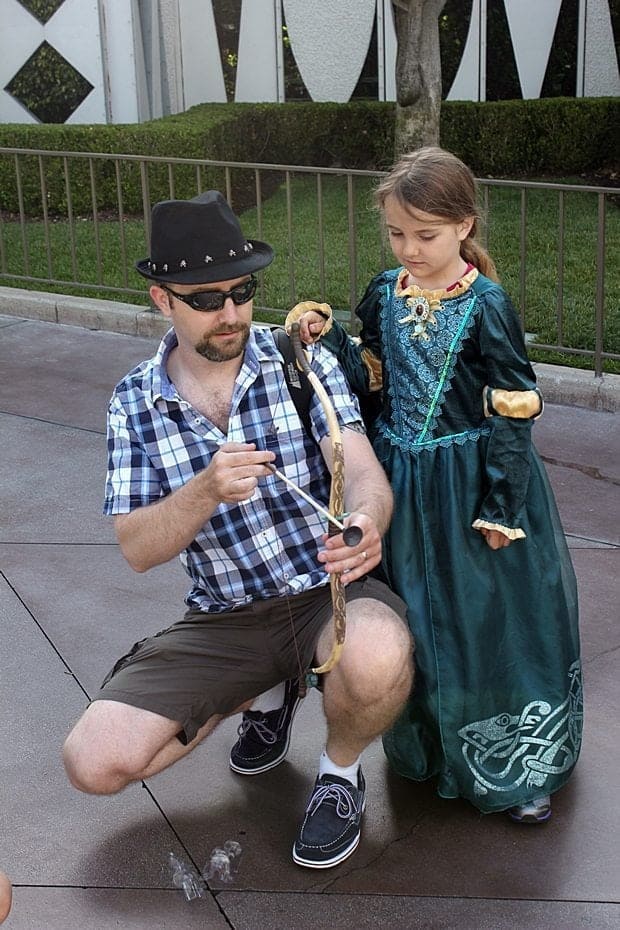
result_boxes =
[1,172,618,371]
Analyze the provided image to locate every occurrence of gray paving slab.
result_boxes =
[0,317,159,431]
[0,414,112,544]
[570,549,619,660]
[533,405,620,547]
[534,404,619,477]
[543,462,619,546]
[0,578,191,888]
[0,542,186,696]
[8,889,228,930]
[219,892,620,930]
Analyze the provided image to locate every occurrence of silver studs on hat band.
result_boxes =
[149,243,256,273]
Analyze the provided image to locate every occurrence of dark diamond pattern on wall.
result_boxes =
[5,41,94,122]
[17,0,65,25]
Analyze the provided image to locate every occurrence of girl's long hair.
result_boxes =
[374,146,498,281]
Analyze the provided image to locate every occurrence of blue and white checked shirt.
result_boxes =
[104,326,364,612]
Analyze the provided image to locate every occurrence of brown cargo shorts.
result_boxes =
[94,576,406,743]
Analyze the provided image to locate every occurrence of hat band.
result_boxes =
[148,241,255,275]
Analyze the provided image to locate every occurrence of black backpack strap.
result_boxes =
[272,326,315,441]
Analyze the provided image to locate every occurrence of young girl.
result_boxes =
[288,146,582,822]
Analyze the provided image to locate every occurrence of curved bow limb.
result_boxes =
[289,321,347,675]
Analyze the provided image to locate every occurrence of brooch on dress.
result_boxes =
[398,294,442,340]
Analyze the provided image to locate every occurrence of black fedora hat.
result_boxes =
[136,191,274,284]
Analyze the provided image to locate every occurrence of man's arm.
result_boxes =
[113,443,275,573]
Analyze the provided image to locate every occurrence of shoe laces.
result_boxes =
[236,712,278,746]
[307,780,358,820]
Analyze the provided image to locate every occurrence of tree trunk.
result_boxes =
[392,0,447,158]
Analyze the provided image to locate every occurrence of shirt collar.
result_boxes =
[148,325,282,404]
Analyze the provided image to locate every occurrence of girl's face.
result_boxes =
[383,194,474,290]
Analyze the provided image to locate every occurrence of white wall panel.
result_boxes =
[48,0,106,122]
[282,0,376,102]
[235,0,279,102]
[0,0,44,123]
[378,0,397,101]
[447,0,485,101]
[158,0,185,114]
[504,0,563,99]
[0,92,36,123]
[178,0,226,107]
[99,0,144,122]
[582,0,620,96]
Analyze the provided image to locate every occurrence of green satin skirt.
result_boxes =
[376,431,583,813]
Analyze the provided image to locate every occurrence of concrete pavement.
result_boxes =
[0,307,618,930]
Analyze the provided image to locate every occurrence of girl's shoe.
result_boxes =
[507,794,551,823]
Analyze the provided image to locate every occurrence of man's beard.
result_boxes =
[194,323,250,362]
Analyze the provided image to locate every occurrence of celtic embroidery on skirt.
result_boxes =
[457,660,583,796]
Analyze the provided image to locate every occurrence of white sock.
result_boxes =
[319,749,361,787]
[250,682,285,713]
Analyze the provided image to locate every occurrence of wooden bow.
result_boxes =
[289,322,347,675]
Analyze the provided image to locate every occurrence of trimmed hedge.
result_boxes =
[0,97,617,216]
[443,97,620,176]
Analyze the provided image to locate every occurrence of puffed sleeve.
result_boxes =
[321,272,389,396]
[473,285,543,538]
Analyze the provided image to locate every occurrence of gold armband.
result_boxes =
[361,347,383,392]
[483,386,543,420]
[285,300,333,337]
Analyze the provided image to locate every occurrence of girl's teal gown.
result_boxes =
[319,267,582,812]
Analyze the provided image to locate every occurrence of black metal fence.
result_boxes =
[0,147,617,375]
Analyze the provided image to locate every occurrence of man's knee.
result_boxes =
[352,602,412,676]
[331,602,414,701]
[63,730,119,795]
[62,700,162,795]
[63,721,134,795]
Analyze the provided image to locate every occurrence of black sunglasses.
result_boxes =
[163,275,257,312]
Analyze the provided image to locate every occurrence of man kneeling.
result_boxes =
[63,191,413,869]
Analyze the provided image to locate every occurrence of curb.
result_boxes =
[1,286,618,413]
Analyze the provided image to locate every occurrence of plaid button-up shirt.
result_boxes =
[104,326,363,612]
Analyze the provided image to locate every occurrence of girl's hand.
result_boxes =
[292,311,328,345]
[479,527,513,550]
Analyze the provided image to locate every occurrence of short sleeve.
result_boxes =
[103,395,162,514]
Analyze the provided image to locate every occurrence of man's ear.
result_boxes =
[150,284,171,317]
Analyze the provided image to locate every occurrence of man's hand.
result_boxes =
[207,442,275,504]
[317,511,382,585]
